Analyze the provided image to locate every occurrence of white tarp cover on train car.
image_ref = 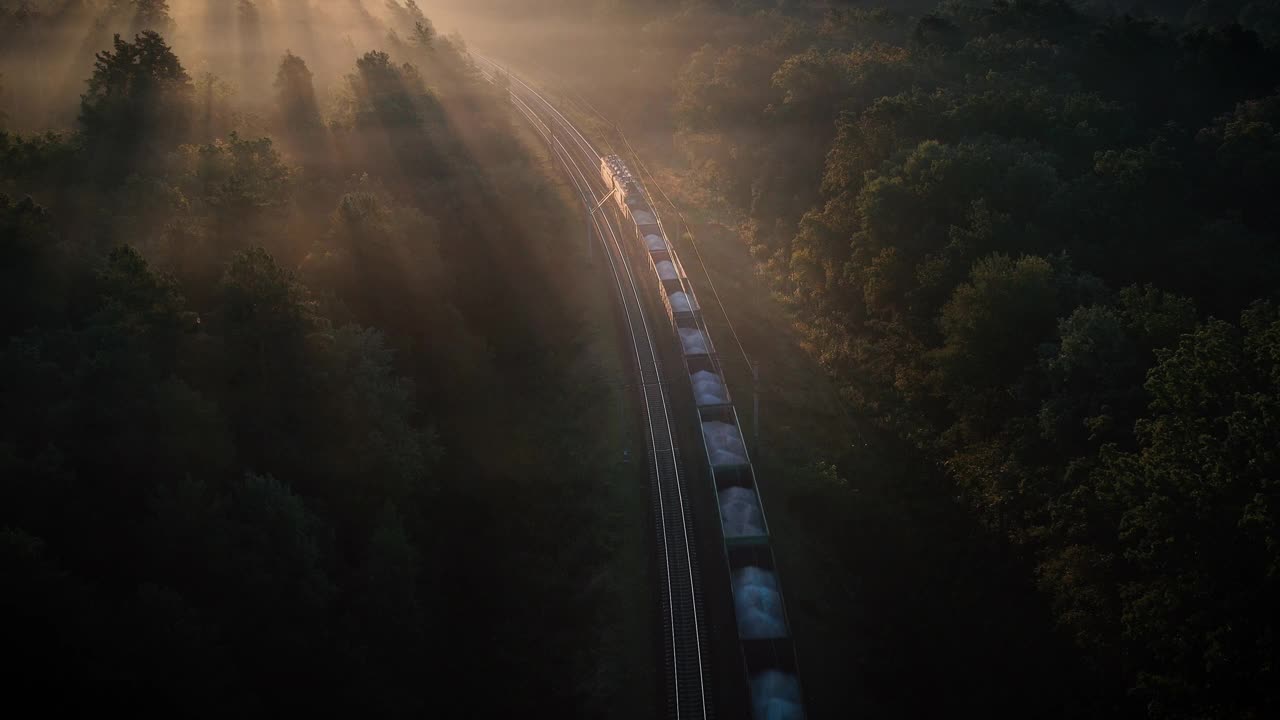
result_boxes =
[617,184,638,206]
[691,369,728,405]
[601,158,623,185]
[702,420,748,466]
[679,327,709,355]
[720,486,765,537]
[632,208,657,225]
[645,234,666,252]
[751,670,804,720]
[656,260,678,280]
[669,291,698,314]
[733,566,787,639]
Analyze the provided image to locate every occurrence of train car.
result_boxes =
[601,154,660,226]
[728,545,793,640]
[731,544,803,720]
[699,405,751,470]
[626,196,657,225]
[600,154,638,208]
[676,317,715,358]
[651,249,682,282]
[600,154,625,189]
[687,356,731,407]
[652,256,701,324]
[603,153,806,720]
[643,230,667,253]
[748,659,804,720]
[633,217,663,250]
[714,464,769,545]
[600,158,663,250]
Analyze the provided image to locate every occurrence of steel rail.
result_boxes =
[475,55,712,720]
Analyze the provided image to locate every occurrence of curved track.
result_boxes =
[473,55,713,720]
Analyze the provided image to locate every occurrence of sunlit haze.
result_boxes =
[3,2,1278,719]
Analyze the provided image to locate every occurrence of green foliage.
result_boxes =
[0,131,79,187]
[191,72,250,143]
[273,51,325,153]
[933,254,1060,414]
[652,1,1280,717]
[413,19,436,50]
[332,50,451,178]
[1045,305,1280,718]
[130,0,174,36]
[0,194,81,336]
[79,30,192,175]
[346,50,425,129]
[3,10,641,714]
[1038,287,1198,455]
[174,133,293,245]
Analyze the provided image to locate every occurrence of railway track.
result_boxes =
[472,55,714,720]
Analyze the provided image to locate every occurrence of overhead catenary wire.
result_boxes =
[616,128,755,378]
[477,53,751,376]
[580,92,879,459]
[557,79,767,455]
[473,53,712,720]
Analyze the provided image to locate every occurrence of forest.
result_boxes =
[4,0,1279,718]
[476,0,1279,718]
[1,1,651,716]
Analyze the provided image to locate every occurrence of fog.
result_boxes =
[1,1,464,131]
[3,1,657,716]
[0,1,742,136]
[4,2,1279,720]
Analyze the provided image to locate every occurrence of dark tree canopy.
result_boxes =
[1,6,642,716]
[648,1,1280,717]
[79,30,191,174]
[274,51,324,149]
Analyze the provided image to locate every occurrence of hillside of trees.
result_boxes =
[481,1,1280,718]
[1,2,648,716]
[6,1,1279,717]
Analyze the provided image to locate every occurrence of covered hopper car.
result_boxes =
[600,153,807,720]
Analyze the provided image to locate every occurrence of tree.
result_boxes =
[932,254,1061,425]
[0,194,81,337]
[79,30,192,174]
[911,13,963,51]
[345,500,428,715]
[191,72,243,143]
[1078,305,1280,719]
[0,528,115,714]
[346,51,423,130]
[131,0,174,36]
[1196,92,1280,236]
[92,244,194,375]
[413,19,435,50]
[200,471,336,712]
[307,183,449,338]
[171,133,294,255]
[274,51,325,152]
[1037,286,1198,456]
[236,1,265,97]
[213,248,317,480]
[848,139,1061,323]
[334,51,449,177]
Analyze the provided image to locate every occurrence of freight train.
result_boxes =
[600,155,806,720]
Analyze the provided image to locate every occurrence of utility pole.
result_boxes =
[587,187,616,265]
[752,359,761,459]
[620,381,629,464]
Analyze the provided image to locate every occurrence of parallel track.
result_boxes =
[473,56,713,720]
